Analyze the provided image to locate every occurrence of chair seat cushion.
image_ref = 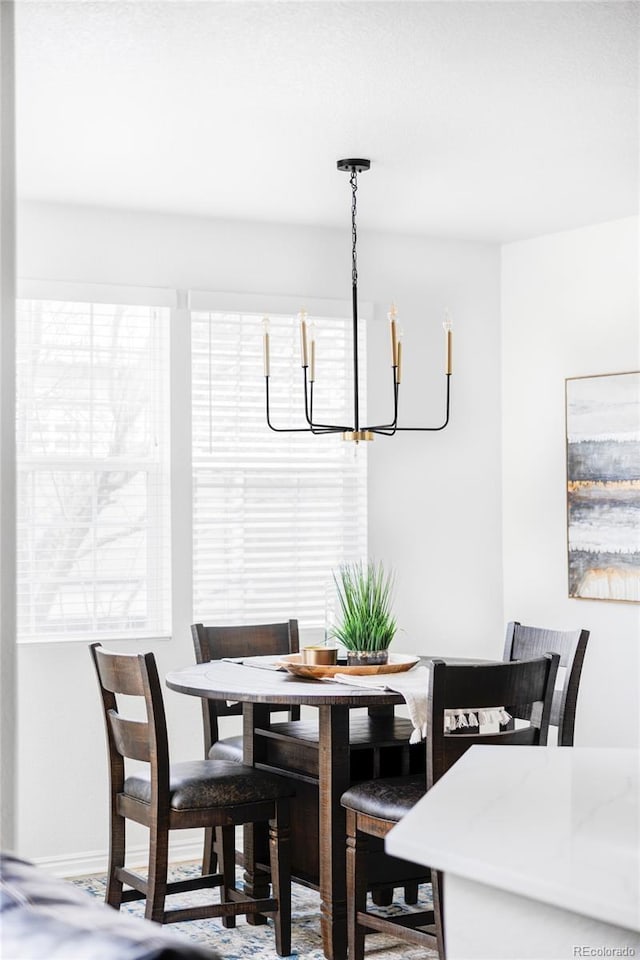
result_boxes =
[207,735,244,762]
[124,760,293,811]
[341,775,426,822]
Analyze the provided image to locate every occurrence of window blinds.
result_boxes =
[191,311,367,630]
[16,299,170,640]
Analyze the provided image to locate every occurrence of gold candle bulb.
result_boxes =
[389,302,398,367]
[310,339,316,382]
[299,309,308,367]
[443,310,453,374]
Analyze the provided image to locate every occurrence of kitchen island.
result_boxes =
[386,746,640,960]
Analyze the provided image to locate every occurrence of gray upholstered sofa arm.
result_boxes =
[0,853,220,959]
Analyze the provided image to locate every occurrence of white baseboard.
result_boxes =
[31,838,204,879]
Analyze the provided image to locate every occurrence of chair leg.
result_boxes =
[105,809,125,909]
[269,799,291,958]
[371,885,394,906]
[217,825,236,929]
[346,809,367,960]
[202,825,218,876]
[404,881,419,905]
[145,821,169,923]
[371,881,421,906]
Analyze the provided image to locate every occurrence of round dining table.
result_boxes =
[166,658,419,960]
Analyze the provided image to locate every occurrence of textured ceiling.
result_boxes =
[15,0,639,242]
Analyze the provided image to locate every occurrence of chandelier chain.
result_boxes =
[350,169,358,287]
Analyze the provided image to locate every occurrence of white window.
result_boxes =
[16,298,170,641]
[191,310,367,631]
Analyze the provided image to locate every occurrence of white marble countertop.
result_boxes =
[386,746,640,932]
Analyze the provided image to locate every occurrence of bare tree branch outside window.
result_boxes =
[16,299,170,640]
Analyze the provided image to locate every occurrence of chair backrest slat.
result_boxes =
[438,657,555,709]
[427,654,559,789]
[193,621,299,664]
[108,712,152,763]
[96,652,147,697]
[433,725,543,772]
[503,621,589,746]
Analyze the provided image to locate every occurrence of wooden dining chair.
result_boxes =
[191,620,301,876]
[503,620,589,746]
[191,620,301,766]
[89,642,294,956]
[341,653,559,960]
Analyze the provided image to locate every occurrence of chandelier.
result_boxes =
[262,159,452,442]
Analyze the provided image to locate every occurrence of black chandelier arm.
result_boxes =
[265,377,316,433]
[363,368,400,434]
[391,373,451,432]
[265,376,349,435]
[303,370,352,433]
[302,367,312,424]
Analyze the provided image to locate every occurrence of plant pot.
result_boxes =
[346,649,389,667]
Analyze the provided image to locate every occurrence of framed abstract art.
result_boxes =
[565,371,640,603]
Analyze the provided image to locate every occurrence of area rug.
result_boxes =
[72,862,437,959]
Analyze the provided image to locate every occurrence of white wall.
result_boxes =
[16,201,503,866]
[502,217,640,748]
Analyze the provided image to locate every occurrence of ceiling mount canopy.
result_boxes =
[336,158,370,173]
[262,159,453,442]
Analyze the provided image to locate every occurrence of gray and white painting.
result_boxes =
[566,371,640,602]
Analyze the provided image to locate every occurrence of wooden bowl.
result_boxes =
[277,653,420,680]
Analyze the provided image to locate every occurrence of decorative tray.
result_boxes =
[277,653,420,680]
